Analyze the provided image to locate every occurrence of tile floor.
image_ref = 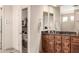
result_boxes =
[0,48,20,53]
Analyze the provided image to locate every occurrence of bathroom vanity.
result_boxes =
[41,31,79,53]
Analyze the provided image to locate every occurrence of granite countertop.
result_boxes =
[42,31,79,36]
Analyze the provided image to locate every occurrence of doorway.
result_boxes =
[22,8,28,53]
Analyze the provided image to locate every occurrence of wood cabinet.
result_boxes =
[71,36,79,53]
[42,34,54,53]
[55,35,61,53]
[62,36,70,53]
[42,32,79,53]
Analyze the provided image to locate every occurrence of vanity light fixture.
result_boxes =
[62,16,68,22]
[70,16,74,21]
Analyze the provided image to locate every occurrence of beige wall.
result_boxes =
[29,5,60,53]
[29,5,43,53]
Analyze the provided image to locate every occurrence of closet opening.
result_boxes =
[22,8,28,53]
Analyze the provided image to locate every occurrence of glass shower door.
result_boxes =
[0,16,1,51]
[0,8,2,52]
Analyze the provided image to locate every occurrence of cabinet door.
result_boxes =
[42,34,54,53]
[55,35,62,53]
[62,36,70,53]
[42,34,49,52]
[71,36,79,53]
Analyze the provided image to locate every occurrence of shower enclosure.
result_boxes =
[0,7,2,52]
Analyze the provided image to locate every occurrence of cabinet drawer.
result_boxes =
[71,43,79,53]
[71,36,79,43]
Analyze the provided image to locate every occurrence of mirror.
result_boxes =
[43,12,53,30]
[49,13,53,30]
[60,5,75,32]
[42,5,79,35]
[43,5,54,31]
[43,12,48,30]
[74,6,79,34]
